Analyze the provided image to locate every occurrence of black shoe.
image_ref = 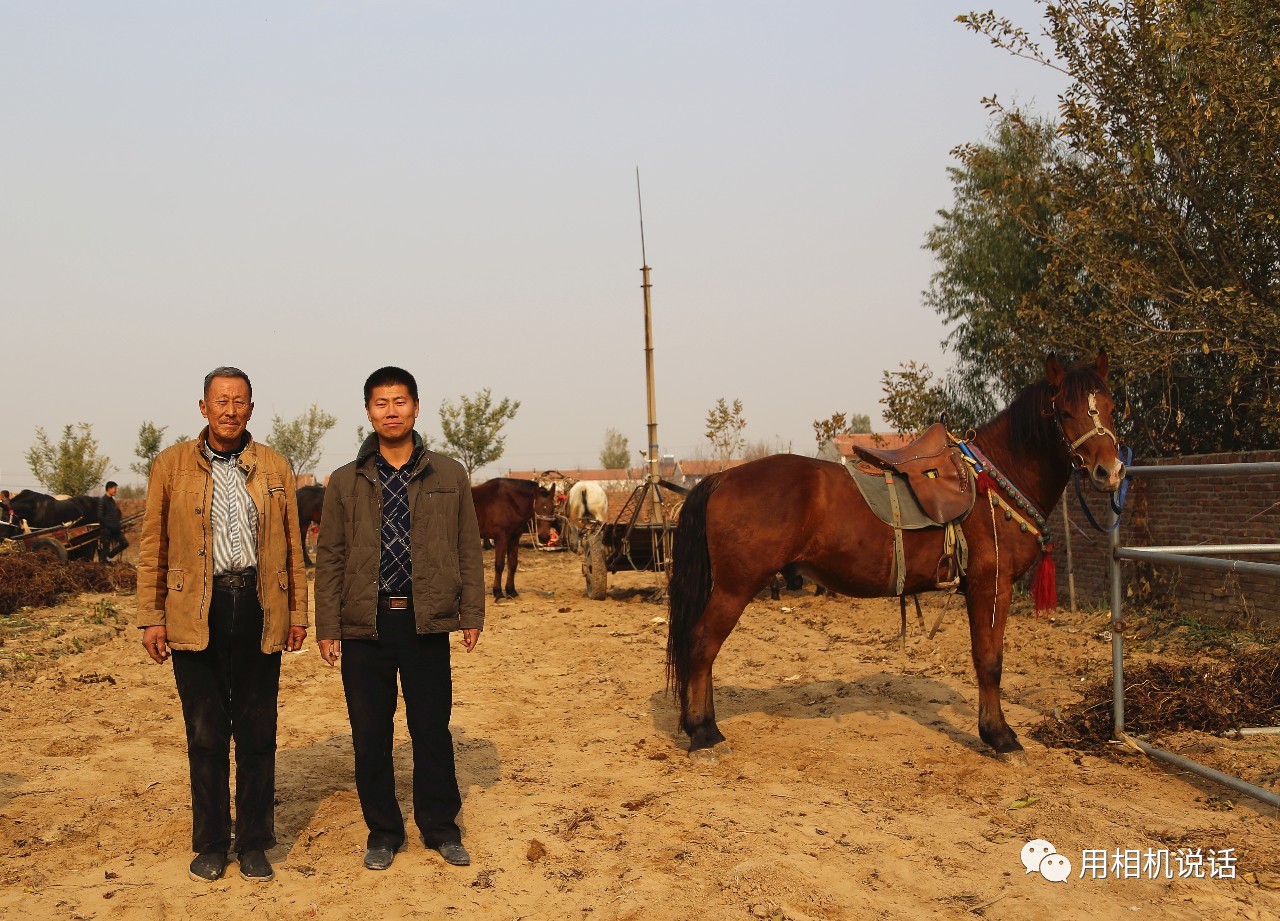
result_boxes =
[189,851,228,882]
[363,845,396,871]
[433,841,470,866]
[238,849,274,882]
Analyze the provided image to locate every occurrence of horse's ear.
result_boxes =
[1094,350,1109,381]
[1045,354,1066,388]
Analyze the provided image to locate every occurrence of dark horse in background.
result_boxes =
[296,485,326,567]
[0,497,21,539]
[7,490,100,530]
[471,478,557,600]
[667,354,1124,764]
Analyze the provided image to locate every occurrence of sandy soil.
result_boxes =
[1,548,1278,921]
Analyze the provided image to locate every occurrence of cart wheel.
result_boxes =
[584,534,608,600]
[30,537,69,563]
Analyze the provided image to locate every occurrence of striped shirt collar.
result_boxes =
[200,432,250,465]
[200,433,259,574]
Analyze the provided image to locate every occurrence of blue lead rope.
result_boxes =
[1073,444,1133,532]
[956,441,982,471]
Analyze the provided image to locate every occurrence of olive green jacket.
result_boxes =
[135,429,310,653]
[314,433,485,640]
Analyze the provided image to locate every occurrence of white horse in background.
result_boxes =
[564,481,609,550]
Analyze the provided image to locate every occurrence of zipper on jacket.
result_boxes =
[246,458,270,648]
[359,464,383,640]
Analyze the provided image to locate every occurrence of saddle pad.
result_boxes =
[846,463,938,530]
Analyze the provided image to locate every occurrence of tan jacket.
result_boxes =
[314,434,484,640]
[136,429,309,653]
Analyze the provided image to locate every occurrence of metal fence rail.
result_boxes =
[1108,461,1280,809]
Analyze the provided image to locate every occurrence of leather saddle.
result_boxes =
[853,423,975,525]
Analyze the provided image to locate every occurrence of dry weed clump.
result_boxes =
[1032,649,1280,750]
[0,554,136,616]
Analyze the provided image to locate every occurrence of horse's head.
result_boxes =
[533,484,557,542]
[1045,352,1125,492]
[7,489,45,523]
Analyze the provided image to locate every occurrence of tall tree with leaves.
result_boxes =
[880,363,947,436]
[958,1,1280,452]
[267,405,337,476]
[704,398,746,469]
[599,429,630,469]
[26,424,111,495]
[131,421,168,480]
[438,389,520,477]
[925,113,1061,429]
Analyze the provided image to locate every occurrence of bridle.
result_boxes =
[1045,390,1120,471]
[528,492,561,548]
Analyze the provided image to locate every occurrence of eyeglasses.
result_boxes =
[209,399,250,411]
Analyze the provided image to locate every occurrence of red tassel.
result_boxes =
[976,470,997,495]
[1031,546,1057,615]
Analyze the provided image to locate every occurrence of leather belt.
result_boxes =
[378,594,411,611]
[213,570,257,590]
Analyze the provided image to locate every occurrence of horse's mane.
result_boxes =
[496,477,547,498]
[990,363,1109,461]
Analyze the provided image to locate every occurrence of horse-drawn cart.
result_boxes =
[3,521,102,562]
[1,512,142,563]
[580,479,687,599]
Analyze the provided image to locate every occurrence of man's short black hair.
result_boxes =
[105,481,118,491]
[364,366,419,405]
[203,366,253,400]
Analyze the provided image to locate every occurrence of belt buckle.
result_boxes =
[387,596,409,610]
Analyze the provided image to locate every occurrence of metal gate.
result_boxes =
[1106,460,1280,808]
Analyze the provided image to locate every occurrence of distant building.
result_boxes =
[831,433,917,464]
[505,467,643,492]
[671,459,747,488]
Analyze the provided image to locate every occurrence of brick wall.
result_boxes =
[1050,450,1280,623]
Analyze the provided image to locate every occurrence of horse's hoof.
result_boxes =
[712,741,733,757]
[998,749,1029,767]
[688,747,719,764]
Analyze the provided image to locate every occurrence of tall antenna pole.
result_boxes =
[636,168,664,526]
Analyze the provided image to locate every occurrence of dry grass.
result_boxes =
[0,554,137,616]
[1032,647,1280,748]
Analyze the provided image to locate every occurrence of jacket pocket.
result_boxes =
[165,570,184,591]
[277,570,289,592]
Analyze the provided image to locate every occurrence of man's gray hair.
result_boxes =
[203,366,253,399]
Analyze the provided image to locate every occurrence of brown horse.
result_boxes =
[667,354,1124,763]
[472,478,557,600]
[296,485,325,567]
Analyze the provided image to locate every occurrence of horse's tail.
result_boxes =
[666,473,719,723]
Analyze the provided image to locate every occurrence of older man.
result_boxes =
[137,367,308,883]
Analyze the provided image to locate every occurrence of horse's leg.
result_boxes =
[300,519,312,568]
[491,534,506,601]
[504,530,519,598]
[964,569,1025,763]
[683,584,753,759]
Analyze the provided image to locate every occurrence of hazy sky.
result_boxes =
[1,1,1068,491]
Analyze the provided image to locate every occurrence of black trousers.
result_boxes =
[341,608,462,850]
[98,526,128,562]
[171,584,280,855]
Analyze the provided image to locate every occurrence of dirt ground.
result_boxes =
[1,547,1278,921]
